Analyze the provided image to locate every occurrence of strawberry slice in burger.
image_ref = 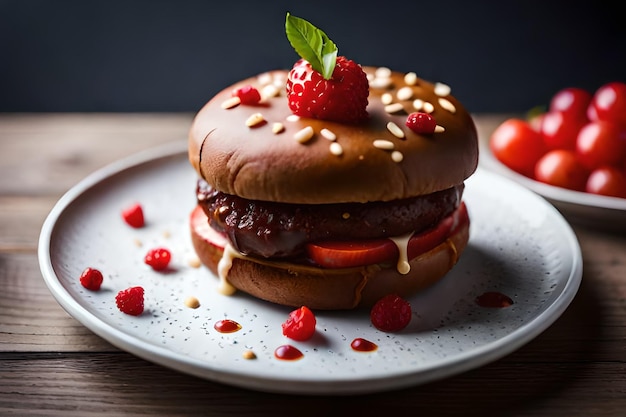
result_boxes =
[187,13,478,309]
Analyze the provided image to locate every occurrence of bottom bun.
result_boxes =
[190,204,470,310]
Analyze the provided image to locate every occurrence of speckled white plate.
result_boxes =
[480,143,626,232]
[39,141,582,395]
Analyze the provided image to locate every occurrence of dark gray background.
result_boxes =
[2,0,625,113]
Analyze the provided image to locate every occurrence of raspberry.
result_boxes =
[286,57,369,123]
[79,267,103,291]
[144,247,171,271]
[281,306,317,341]
[122,203,144,228]
[232,85,261,105]
[370,294,412,332]
[406,112,437,134]
[115,286,144,316]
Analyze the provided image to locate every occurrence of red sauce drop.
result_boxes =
[475,291,514,308]
[214,319,242,333]
[350,338,378,352]
[274,344,303,361]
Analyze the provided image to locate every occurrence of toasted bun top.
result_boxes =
[189,67,478,204]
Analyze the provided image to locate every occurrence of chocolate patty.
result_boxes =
[197,179,463,259]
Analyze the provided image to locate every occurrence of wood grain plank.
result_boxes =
[0,353,623,416]
[0,252,115,352]
[0,196,57,250]
[0,113,192,196]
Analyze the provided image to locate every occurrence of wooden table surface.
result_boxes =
[1,113,624,416]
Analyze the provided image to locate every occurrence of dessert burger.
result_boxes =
[188,14,478,310]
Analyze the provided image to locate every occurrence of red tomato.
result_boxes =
[534,149,588,191]
[549,87,592,120]
[586,102,599,122]
[306,204,468,269]
[576,121,626,171]
[407,204,467,259]
[587,82,626,125]
[306,238,397,268]
[489,118,547,177]
[540,111,586,150]
[585,166,626,198]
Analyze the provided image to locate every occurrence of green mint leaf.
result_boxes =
[285,12,337,80]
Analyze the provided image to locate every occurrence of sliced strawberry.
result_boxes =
[307,203,468,269]
[191,205,228,248]
[406,205,464,260]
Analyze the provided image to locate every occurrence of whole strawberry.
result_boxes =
[285,13,369,123]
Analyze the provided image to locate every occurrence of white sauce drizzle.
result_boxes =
[389,232,414,275]
[215,229,425,291]
[217,243,238,295]
[446,238,459,266]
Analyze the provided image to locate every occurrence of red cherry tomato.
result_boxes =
[534,149,588,191]
[489,118,547,177]
[587,82,626,125]
[540,111,586,150]
[585,166,626,198]
[549,87,592,120]
[576,121,626,171]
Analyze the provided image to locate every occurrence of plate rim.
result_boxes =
[38,141,583,395]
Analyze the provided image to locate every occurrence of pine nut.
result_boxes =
[329,142,343,155]
[438,97,456,113]
[221,96,241,109]
[373,139,395,150]
[386,122,405,138]
[434,82,451,96]
[294,126,314,143]
[245,113,265,127]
